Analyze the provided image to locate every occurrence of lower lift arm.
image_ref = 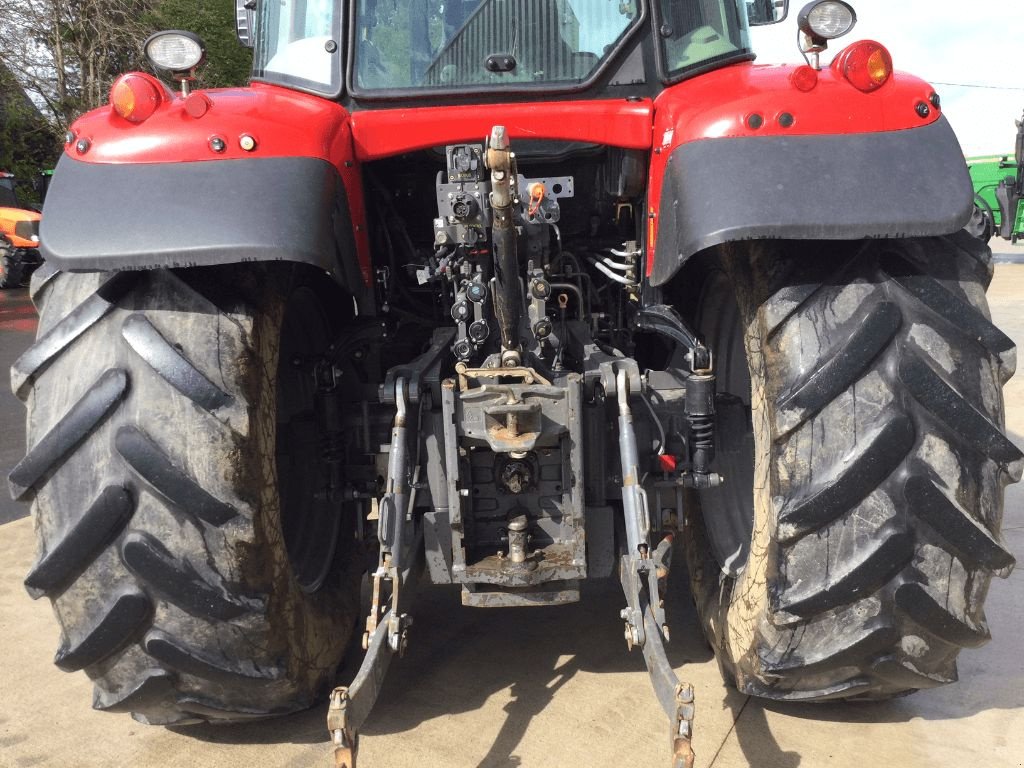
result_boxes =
[608,360,696,768]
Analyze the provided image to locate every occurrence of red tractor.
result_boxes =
[0,171,43,288]
[11,1,1019,766]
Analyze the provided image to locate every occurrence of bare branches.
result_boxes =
[0,0,156,131]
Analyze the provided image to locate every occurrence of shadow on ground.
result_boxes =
[174,502,1024,763]
[177,559,711,750]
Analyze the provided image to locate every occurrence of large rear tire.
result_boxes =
[9,266,363,724]
[683,232,1021,700]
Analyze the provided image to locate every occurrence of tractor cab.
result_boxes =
[0,172,21,208]
[246,0,782,100]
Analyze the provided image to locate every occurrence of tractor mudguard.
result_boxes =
[40,154,365,294]
[648,117,973,286]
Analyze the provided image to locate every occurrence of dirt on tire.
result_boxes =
[681,232,1021,700]
[10,265,362,724]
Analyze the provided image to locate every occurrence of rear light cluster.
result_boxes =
[109,73,166,123]
[833,40,893,93]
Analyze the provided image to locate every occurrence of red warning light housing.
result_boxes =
[833,40,894,93]
[110,73,165,123]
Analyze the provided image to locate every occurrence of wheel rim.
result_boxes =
[276,287,343,593]
[694,271,755,576]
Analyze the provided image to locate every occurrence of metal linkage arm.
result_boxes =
[328,332,451,768]
[328,528,424,768]
[617,367,650,559]
[379,378,411,571]
[609,362,696,768]
[642,608,696,768]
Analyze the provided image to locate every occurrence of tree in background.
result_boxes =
[0,64,59,204]
[149,0,252,89]
[0,0,251,162]
[0,0,156,133]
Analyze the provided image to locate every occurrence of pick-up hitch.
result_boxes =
[326,353,705,768]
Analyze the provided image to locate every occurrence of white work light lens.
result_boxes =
[145,32,204,73]
[806,2,856,39]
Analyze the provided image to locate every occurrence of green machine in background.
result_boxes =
[967,109,1024,243]
[35,170,53,206]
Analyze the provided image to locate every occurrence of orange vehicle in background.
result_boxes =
[0,171,43,288]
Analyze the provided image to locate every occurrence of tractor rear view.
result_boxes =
[11,1,1019,766]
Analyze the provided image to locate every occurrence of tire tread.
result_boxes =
[686,234,1017,703]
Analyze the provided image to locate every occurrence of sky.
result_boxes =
[748,0,1024,157]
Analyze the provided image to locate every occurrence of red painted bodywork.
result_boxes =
[348,100,654,160]
[644,57,942,274]
[69,83,374,284]
[65,52,942,283]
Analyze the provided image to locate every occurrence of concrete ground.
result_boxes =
[0,288,33,525]
[1,248,1023,767]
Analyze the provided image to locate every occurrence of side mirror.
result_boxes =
[748,0,789,25]
[236,0,257,48]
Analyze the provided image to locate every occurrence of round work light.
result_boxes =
[144,31,207,76]
[798,1,857,41]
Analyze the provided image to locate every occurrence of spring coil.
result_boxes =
[319,431,345,464]
[688,413,714,452]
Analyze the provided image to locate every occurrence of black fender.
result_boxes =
[40,154,365,296]
[649,117,974,286]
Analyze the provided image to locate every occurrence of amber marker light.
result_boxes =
[110,73,164,123]
[834,40,893,93]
